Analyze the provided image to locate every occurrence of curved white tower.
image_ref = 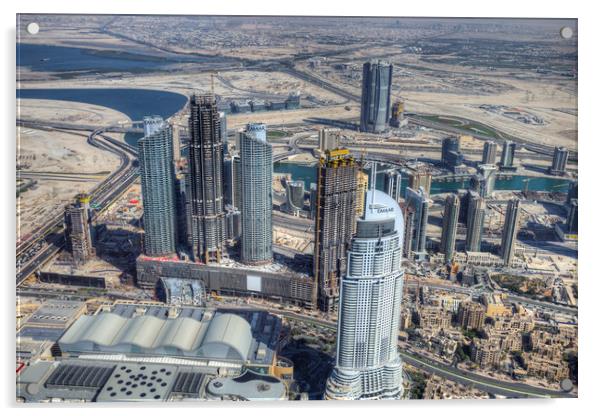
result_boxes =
[239,123,273,264]
[325,189,404,400]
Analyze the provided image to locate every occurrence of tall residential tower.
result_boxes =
[549,146,569,176]
[138,116,177,257]
[440,194,460,263]
[482,141,497,165]
[500,199,521,266]
[239,123,273,264]
[403,186,429,260]
[465,191,486,252]
[499,140,517,171]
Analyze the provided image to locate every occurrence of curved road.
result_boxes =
[227,303,575,399]
[16,122,139,286]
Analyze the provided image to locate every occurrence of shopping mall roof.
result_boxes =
[58,303,280,366]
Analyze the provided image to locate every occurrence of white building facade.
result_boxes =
[325,190,404,400]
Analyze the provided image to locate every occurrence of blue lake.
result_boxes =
[274,161,571,194]
[17,88,187,146]
[17,43,207,73]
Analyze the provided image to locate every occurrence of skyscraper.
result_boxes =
[325,189,404,400]
[64,193,94,265]
[402,205,415,259]
[499,140,517,171]
[566,198,578,234]
[465,191,486,252]
[223,154,235,207]
[138,116,177,257]
[566,181,578,204]
[309,183,318,220]
[360,60,393,133]
[219,111,228,157]
[313,149,359,312]
[383,169,402,202]
[404,186,429,260]
[441,137,464,170]
[471,164,497,198]
[188,94,226,263]
[549,146,569,176]
[224,205,241,243]
[500,199,521,266]
[318,128,340,153]
[285,180,305,216]
[440,194,460,263]
[458,190,470,224]
[239,123,273,264]
[482,141,497,165]
[175,173,189,248]
[408,169,432,196]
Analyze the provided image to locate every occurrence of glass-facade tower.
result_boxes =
[239,123,273,264]
[138,116,177,257]
[360,60,393,133]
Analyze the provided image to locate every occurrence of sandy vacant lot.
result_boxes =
[17,99,127,238]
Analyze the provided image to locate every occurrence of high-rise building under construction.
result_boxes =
[389,100,404,127]
[313,149,359,312]
[188,94,226,263]
[64,193,94,265]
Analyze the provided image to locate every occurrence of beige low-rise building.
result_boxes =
[417,306,453,332]
[492,314,535,333]
[470,339,502,368]
[457,301,485,331]
[523,353,570,382]
[480,293,512,318]
[483,327,523,352]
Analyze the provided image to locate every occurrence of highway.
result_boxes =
[260,62,577,164]
[408,114,578,162]
[273,211,314,233]
[210,302,574,398]
[16,122,140,286]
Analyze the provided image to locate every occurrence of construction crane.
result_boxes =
[210,71,219,95]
